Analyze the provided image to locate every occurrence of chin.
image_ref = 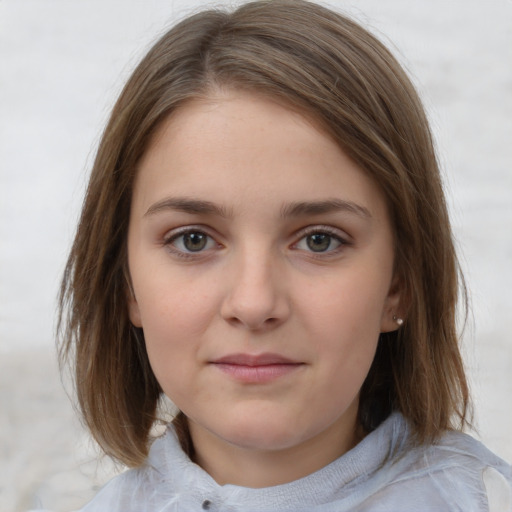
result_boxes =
[213,414,314,452]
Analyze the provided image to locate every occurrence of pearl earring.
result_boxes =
[393,315,404,326]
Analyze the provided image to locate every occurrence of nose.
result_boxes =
[220,248,290,331]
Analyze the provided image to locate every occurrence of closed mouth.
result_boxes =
[211,353,301,366]
[209,353,304,383]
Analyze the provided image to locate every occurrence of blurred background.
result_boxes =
[1,0,511,510]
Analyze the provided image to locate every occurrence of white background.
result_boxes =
[0,1,511,510]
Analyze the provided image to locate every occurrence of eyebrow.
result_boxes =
[280,199,371,219]
[144,197,232,218]
[144,197,371,220]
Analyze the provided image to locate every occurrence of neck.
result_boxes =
[187,410,363,488]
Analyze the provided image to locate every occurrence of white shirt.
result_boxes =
[32,413,512,512]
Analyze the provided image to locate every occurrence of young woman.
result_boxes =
[49,1,512,510]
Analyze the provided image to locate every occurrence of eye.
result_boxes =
[164,229,217,255]
[294,229,346,253]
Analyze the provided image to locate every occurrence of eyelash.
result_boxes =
[293,225,350,256]
[163,226,219,259]
[162,225,350,259]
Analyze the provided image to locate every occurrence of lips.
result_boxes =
[210,353,304,383]
[212,353,299,366]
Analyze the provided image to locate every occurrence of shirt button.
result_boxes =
[202,499,212,510]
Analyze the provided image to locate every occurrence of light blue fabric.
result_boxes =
[74,413,512,512]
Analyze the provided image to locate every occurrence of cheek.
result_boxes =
[139,289,211,346]
[133,274,223,389]
[137,292,201,393]
[298,268,389,385]
[132,261,219,335]
[302,267,390,339]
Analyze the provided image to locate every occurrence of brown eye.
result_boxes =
[306,233,333,252]
[182,232,208,252]
[294,229,345,254]
[166,230,216,254]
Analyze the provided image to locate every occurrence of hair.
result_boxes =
[58,0,470,468]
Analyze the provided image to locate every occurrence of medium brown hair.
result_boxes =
[59,0,470,467]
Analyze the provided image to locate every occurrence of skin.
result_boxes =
[127,89,401,488]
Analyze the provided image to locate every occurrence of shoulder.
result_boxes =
[368,427,512,512]
[428,429,512,487]
[73,425,216,512]
[75,427,185,512]
[75,466,154,512]
[432,431,512,511]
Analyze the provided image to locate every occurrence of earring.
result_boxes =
[393,315,404,327]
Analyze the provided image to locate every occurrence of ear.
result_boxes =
[126,280,143,327]
[128,295,143,327]
[380,272,404,333]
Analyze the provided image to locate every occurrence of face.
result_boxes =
[127,90,400,470]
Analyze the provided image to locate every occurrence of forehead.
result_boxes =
[132,90,388,221]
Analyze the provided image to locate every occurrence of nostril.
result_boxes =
[225,314,280,331]
[220,278,290,330]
